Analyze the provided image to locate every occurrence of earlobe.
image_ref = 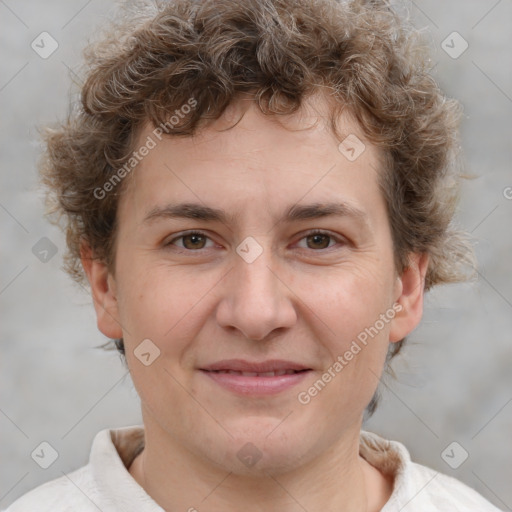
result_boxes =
[80,241,123,339]
[389,253,429,343]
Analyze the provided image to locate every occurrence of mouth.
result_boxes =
[199,359,312,395]
[204,369,307,377]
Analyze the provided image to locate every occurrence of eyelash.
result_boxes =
[164,229,346,253]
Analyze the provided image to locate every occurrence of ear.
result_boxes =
[389,253,429,343]
[80,240,123,339]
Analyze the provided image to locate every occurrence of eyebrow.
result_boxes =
[142,201,369,227]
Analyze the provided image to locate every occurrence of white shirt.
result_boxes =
[3,425,502,511]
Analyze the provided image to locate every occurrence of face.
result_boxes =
[84,93,427,474]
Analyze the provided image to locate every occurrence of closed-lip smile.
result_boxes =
[200,359,312,395]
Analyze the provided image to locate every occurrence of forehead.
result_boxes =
[118,93,386,229]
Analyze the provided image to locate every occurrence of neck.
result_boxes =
[128,415,389,512]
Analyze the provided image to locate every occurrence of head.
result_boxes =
[40,0,473,473]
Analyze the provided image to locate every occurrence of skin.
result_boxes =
[82,92,428,512]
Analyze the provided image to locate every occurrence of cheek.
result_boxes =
[298,264,395,404]
[304,263,395,338]
[116,257,206,336]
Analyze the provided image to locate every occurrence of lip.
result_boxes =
[199,359,312,396]
[201,359,311,373]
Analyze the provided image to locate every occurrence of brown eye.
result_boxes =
[182,233,207,249]
[306,233,332,250]
[166,231,214,251]
[295,230,345,252]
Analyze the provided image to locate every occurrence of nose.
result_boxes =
[215,244,297,341]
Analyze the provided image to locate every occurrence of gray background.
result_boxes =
[1,0,511,509]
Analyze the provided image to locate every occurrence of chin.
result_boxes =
[209,417,319,476]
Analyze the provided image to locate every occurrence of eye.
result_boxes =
[164,229,346,253]
[165,230,216,251]
[295,229,346,251]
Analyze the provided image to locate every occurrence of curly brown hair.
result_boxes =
[39,0,474,367]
